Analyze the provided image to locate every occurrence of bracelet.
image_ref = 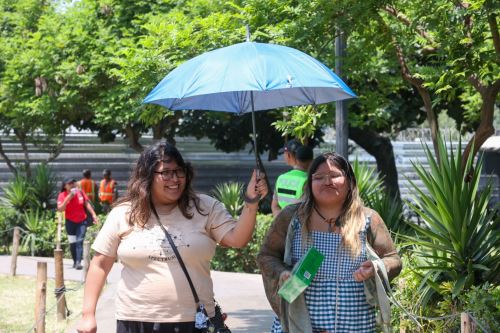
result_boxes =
[241,190,260,204]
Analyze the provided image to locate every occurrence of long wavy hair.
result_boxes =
[116,142,204,227]
[298,152,365,257]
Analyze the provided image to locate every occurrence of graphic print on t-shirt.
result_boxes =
[154,227,189,261]
[148,225,189,263]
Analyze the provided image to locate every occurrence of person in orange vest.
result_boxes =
[99,169,118,213]
[78,169,98,204]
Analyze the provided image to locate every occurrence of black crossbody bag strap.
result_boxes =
[151,207,200,305]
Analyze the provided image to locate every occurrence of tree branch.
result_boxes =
[455,1,474,46]
[467,73,484,93]
[383,5,435,45]
[317,37,333,59]
[488,13,500,54]
[377,14,441,160]
[31,132,66,164]
[46,138,65,163]
[451,1,468,10]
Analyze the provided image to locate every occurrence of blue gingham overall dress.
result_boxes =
[271,216,376,333]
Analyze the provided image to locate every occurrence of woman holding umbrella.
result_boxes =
[258,152,402,333]
[76,142,268,333]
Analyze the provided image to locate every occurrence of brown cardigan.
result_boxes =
[257,204,403,316]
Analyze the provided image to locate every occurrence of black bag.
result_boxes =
[153,209,231,333]
[202,301,231,333]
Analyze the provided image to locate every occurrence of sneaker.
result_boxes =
[75,263,83,270]
[72,262,76,268]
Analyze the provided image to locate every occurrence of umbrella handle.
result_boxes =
[254,168,266,201]
[255,170,261,201]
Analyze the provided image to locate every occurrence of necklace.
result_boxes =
[313,205,341,232]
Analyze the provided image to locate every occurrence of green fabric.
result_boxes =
[275,169,308,208]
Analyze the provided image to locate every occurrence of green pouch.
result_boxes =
[278,247,324,303]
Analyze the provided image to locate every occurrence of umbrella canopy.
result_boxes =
[143,41,356,169]
[143,41,356,112]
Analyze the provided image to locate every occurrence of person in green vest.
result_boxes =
[271,140,314,217]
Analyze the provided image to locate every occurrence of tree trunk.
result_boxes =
[124,125,143,152]
[152,114,181,145]
[462,80,499,169]
[152,121,165,141]
[0,138,17,174]
[349,126,401,200]
[14,129,31,178]
[415,85,440,162]
[460,13,499,169]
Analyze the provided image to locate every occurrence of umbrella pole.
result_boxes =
[250,91,260,173]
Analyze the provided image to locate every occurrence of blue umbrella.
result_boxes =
[143,41,356,166]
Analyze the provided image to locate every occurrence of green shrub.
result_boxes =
[458,283,500,332]
[19,209,57,257]
[0,207,22,253]
[211,213,273,273]
[393,257,500,332]
[391,255,432,332]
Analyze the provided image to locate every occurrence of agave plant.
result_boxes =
[352,159,406,235]
[405,137,499,305]
[32,163,57,209]
[212,182,245,218]
[369,191,408,237]
[21,209,45,256]
[352,158,383,203]
[1,174,35,213]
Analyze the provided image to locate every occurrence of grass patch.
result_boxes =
[0,275,84,333]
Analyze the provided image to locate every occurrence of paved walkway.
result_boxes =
[0,255,274,333]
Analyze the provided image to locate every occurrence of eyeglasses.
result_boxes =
[154,168,186,180]
[312,172,344,182]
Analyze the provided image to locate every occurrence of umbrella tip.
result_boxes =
[245,24,251,42]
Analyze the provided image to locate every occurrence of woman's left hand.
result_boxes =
[245,169,268,202]
[353,260,374,282]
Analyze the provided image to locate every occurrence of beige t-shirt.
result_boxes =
[92,194,236,322]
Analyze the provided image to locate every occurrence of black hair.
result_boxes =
[116,142,205,227]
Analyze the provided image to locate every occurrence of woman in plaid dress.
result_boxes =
[258,152,402,333]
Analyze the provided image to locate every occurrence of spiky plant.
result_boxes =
[405,137,499,306]
[32,163,57,209]
[352,159,406,235]
[1,174,35,213]
[212,182,245,218]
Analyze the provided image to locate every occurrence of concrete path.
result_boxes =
[0,255,274,333]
